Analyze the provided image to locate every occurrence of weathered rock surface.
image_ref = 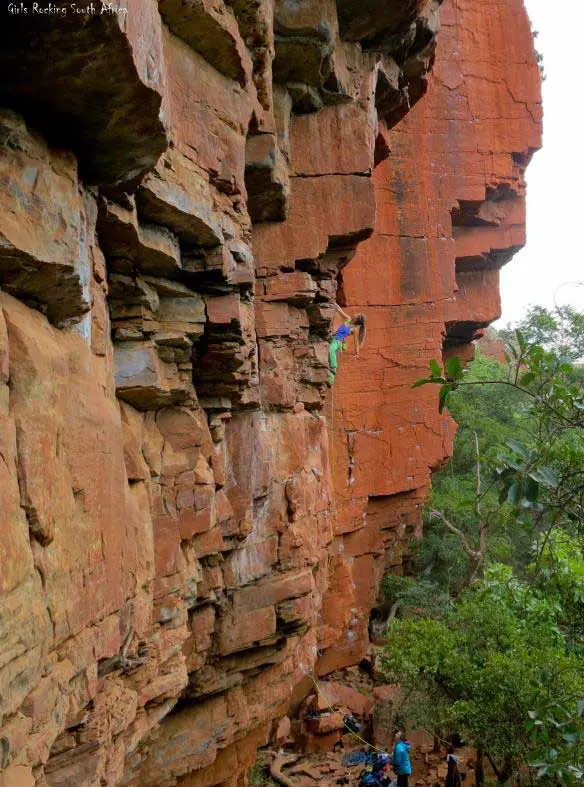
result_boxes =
[0,0,540,785]
[318,0,542,673]
[0,111,90,325]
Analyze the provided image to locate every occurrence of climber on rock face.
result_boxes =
[328,303,367,386]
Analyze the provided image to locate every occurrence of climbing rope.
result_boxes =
[316,313,385,756]
[331,379,335,456]
[302,668,389,756]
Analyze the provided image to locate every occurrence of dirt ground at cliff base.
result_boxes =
[253,743,472,786]
[254,665,473,786]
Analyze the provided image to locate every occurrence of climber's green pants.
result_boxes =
[328,338,344,386]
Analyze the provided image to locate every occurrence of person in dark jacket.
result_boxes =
[445,745,462,787]
[391,730,412,787]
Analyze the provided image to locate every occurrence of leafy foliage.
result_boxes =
[416,329,584,540]
[382,564,584,783]
[527,700,584,782]
[499,305,584,363]
[382,308,584,784]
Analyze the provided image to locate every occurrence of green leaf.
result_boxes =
[528,467,559,489]
[506,439,529,459]
[519,371,536,387]
[438,385,451,414]
[412,376,447,388]
[562,732,578,743]
[507,482,521,505]
[446,356,463,381]
[516,329,527,352]
[429,359,442,378]
[524,477,539,504]
[412,378,432,388]
[505,455,523,470]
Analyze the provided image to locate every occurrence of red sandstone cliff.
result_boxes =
[0,1,540,786]
[320,0,542,673]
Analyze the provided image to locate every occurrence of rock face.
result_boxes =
[318,0,542,673]
[0,1,540,786]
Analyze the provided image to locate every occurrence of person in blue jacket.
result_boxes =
[391,730,412,787]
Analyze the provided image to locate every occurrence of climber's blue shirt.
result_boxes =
[334,323,351,341]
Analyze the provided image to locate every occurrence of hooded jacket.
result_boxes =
[391,740,412,775]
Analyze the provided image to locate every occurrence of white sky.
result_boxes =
[495,0,584,327]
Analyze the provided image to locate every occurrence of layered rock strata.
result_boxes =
[319,0,542,673]
[0,1,539,786]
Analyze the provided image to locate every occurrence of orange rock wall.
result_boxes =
[0,1,539,785]
[320,0,542,672]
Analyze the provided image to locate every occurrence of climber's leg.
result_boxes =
[328,338,341,386]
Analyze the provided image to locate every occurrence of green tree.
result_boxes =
[419,351,530,589]
[382,310,584,784]
[382,563,584,784]
[415,328,584,552]
[500,305,584,363]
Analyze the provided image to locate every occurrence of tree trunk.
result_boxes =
[486,751,514,784]
[498,755,514,784]
[475,748,485,787]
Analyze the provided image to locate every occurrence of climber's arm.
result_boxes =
[335,303,351,321]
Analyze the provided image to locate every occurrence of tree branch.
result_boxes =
[474,431,481,516]
[429,511,476,559]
